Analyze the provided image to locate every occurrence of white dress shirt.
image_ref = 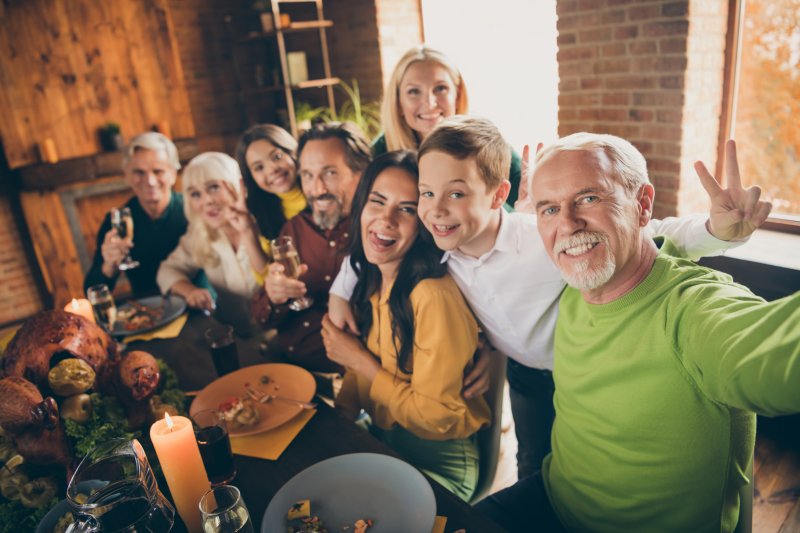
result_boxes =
[330,210,739,370]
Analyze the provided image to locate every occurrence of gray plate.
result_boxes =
[261,453,436,533]
[111,294,186,337]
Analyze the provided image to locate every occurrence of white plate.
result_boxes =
[261,453,436,533]
[112,294,186,337]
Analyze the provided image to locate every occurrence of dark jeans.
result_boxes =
[476,471,566,533]
[507,358,556,478]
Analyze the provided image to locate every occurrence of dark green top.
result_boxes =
[371,132,522,205]
[84,192,188,297]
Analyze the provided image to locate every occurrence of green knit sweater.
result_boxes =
[543,239,800,532]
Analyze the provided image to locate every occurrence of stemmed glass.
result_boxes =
[86,283,117,331]
[199,485,254,533]
[111,207,140,271]
[270,236,313,311]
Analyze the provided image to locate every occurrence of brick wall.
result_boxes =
[375,0,424,94]
[556,0,728,218]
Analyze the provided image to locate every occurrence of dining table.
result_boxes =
[131,311,507,533]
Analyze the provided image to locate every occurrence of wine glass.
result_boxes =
[199,485,254,533]
[111,207,140,271]
[270,236,313,311]
[86,284,117,331]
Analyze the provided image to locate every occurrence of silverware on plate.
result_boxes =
[245,385,316,410]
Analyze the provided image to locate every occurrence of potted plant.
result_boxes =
[98,122,124,152]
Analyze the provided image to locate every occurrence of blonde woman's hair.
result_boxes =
[181,152,243,267]
[123,132,181,170]
[381,45,469,151]
[535,132,650,194]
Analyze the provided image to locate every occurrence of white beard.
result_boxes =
[555,231,616,291]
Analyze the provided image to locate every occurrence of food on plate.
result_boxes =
[60,394,93,424]
[287,515,327,533]
[353,519,374,532]
[218,396,260,429]
[287,499,311,520]
[116,301,163,331]
[285,499,373,533]
[47,359,96,396]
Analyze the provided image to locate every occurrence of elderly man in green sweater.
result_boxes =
[479,133,799,533]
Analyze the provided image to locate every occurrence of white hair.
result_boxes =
[123,132,181,170]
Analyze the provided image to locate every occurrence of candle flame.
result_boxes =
[70,299,79,311]
[165,412,174,431]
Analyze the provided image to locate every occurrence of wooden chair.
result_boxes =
[470,352,508,505]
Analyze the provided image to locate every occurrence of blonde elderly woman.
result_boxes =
[157,152,268,332]
[372,45,522,204]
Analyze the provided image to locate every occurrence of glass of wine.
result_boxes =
[192,409,236,486]
[111,206,140,271]
[199,485,253,533]
[270,235,313,311]
[86,284,117,331]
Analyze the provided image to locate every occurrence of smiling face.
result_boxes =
[398,60,458,140]
[124,148,178,219]
[186,179,236,230]
[245,139,297,194]
[417,151,508,258]
[360,167,420,281]
[299,137,361,230]
[532,149,653,296]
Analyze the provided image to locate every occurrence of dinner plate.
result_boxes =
[261,453,436,533]
[190,363,316,437]
[111,294,186,337]
[35,499,71,533]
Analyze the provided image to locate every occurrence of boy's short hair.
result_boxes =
[418,115,510,190]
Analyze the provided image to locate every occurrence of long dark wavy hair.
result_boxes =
[234,124,298,239]
[348,150,447,374]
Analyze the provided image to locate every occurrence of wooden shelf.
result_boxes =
[240,77,339,97]
[238,20,333,42]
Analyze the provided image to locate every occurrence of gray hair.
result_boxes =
[122,132,181,170]
[536,132,650,193]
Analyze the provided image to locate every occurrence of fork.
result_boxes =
[245,386,317,410]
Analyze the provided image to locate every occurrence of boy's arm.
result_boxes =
[327,256,359,332]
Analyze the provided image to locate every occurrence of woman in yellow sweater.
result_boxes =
[235,124,307,240]
[321,151,490,501]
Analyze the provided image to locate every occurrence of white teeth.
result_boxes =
[375,233,395,241]
[563,243,597,256]
[434,224,456,232]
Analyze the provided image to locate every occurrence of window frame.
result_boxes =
[718,0,800,235]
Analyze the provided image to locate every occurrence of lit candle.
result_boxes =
[150,413,210,533]
[39,138,59,164]
[64,298,96,323]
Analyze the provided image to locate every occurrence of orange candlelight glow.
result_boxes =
[165,411,174,431]
[64,298,96,323]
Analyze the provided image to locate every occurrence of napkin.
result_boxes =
[431,516,447,533]
[230,409,316,460]
[124,313,188,343]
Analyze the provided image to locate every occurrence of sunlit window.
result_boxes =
[731,0,800,225]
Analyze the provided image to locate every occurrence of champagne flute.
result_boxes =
[87,284,117,331]
[199,485,254,533]
[111,207,140,271]
[270,236,313,311]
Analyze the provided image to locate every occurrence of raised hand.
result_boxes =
[514,142,544,214]
[100,228,132,277]
[695,139,772,241]
[321,314,379,381]
[264,262,308,305]
[222,181,258,237]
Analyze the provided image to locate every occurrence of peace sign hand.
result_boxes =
[222,180,258,236]
[514,142,544,214]
[695,139,772,242]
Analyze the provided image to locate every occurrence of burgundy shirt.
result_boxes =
[253,211,349,373]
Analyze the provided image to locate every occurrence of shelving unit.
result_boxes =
[233,0,337,136]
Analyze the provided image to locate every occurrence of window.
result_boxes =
[725,0,800,232]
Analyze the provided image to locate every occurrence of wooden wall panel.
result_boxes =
[0,0,194,169]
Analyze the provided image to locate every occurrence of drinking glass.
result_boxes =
[270,236,313,311]
[192,410,236,486]
[204,325,241,377]
[199,485,254,533]
[111,207,140,271]
[87,283,117,331]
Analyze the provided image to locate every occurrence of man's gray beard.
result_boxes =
[312,202,344,230]
[560,257,616,291]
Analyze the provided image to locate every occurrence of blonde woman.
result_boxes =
[374,45,521,204]
[157,152,268,332]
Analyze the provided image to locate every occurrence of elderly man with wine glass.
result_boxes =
[252,121,372,374]
[84,132,193,298]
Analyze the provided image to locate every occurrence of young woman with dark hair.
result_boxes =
[321,151,490,501]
